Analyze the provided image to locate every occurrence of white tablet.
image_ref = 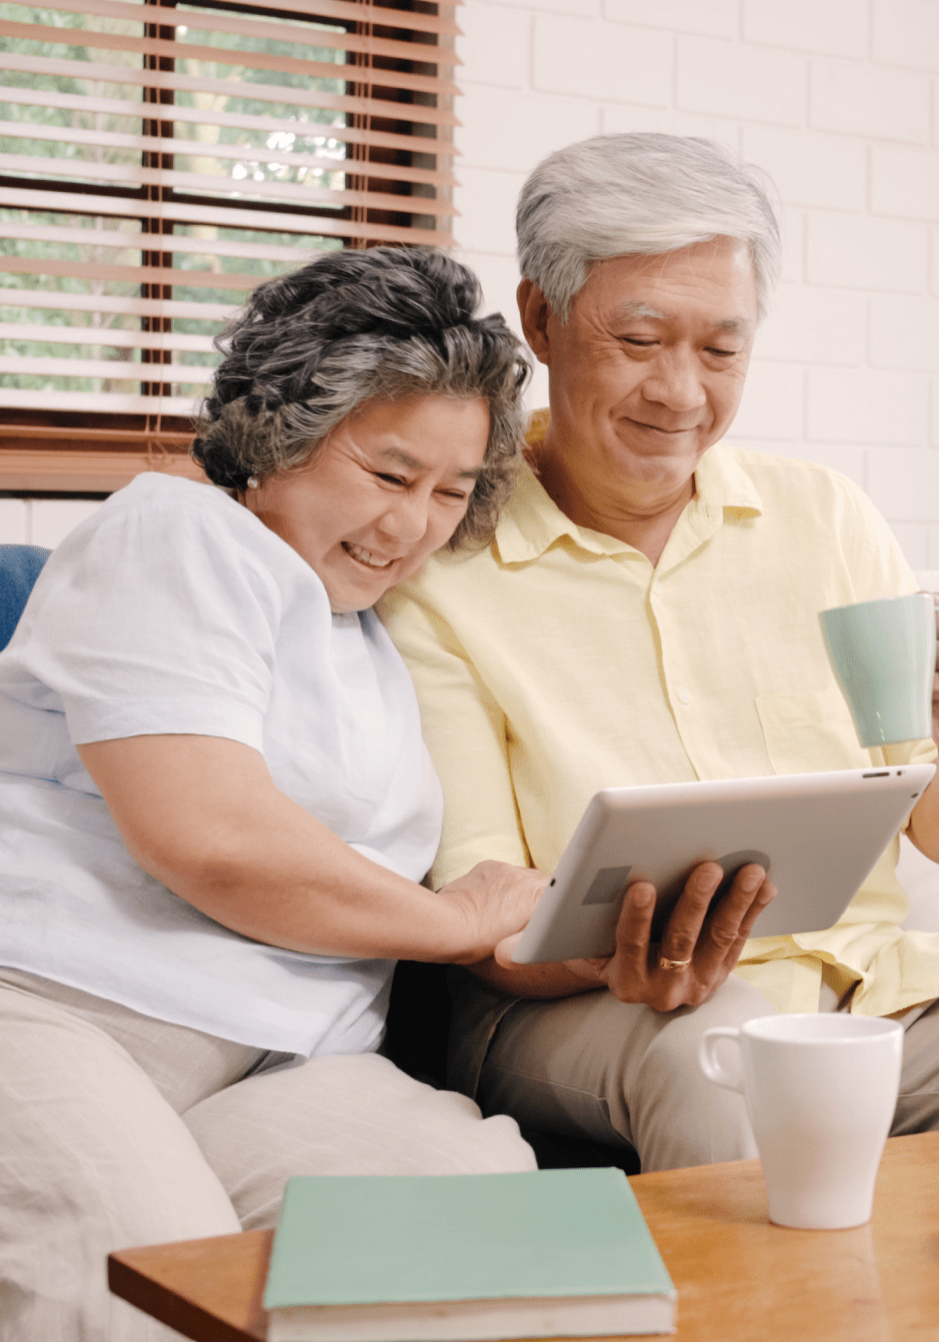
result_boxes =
[511,765,936,964]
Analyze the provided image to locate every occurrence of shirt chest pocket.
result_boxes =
[754,688,869,776]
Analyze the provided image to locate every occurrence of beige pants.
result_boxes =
[455,972,939,1173]
[0,969,535,1342]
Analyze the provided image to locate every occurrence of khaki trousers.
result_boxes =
[0,969,535,1342]
[453,972,939,1172]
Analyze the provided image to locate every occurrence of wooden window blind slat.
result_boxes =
[231,0,461,38]
[0,286,237,319]
[0,120,457,188]
[1,158,455,215]
[0,322,216,351]
[0,82,460,159]
[0,22,461,100]
[0,189,454,243]
[12,0,461,67]
[0,51,459,129]
[0,222,312,264]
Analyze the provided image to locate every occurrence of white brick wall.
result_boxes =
[7,0,939,562]
[871,145,939,218]
[534,17,673,104]
[742,0,868,60]
[806,369,928,445]
[806,214,928,291]
[606,0,739,40]
[870,295,939,371]
[740,126,867,211]
[677,37,807,124]
[452,0,939,568]
[810,60,930,141]
[871,0,939,72]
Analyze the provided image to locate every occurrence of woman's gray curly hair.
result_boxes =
[192,247,531,549]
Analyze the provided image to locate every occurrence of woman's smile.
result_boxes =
[342,542,395,570]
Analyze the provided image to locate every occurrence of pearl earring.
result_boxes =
[246,476,259,490]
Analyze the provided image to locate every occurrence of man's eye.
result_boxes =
[707,347,739,359]
[622,337,655,347]
[376,473,406,486]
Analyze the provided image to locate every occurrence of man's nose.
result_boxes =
[643,348,707,412]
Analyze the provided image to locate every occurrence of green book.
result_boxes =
[263,1167,676,1341]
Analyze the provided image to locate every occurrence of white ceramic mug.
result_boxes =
[819,593,936,747]
[698,1014,903,1230]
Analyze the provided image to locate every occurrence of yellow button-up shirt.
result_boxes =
[380,429,939,1017]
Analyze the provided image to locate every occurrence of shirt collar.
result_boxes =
[493,417,763,565]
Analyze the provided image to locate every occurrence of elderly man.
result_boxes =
[379,133,939,1171]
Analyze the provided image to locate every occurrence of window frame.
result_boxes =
[0,0,459,493]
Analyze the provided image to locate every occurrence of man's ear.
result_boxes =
[517,279,553,364]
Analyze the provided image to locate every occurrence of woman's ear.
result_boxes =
[516,279,553,365]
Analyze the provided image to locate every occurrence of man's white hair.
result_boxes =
[516,133,782,322]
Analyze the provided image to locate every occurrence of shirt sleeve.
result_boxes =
[379,582,531,887]
[24,487,281,752]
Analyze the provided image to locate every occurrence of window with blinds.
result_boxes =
[0,0,459,491]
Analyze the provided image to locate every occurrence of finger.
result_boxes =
[657,861,724,966]
[695,865,772,975]
[561,955,609,988]
[494,930,524,967]
[652,871,775,1012]
[602,881,658,991]
[711,877,777,968]
[731,880,777,948]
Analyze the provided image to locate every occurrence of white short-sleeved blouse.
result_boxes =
[0,473,443,1057]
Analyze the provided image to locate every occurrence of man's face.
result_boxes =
[522,236,758,521]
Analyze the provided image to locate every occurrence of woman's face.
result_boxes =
[241,394,491,613]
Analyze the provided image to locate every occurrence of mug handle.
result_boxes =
[698,1026,744,1092]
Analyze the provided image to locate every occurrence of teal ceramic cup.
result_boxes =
[819,593,936,748]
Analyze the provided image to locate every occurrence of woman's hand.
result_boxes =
[436,862,549,965]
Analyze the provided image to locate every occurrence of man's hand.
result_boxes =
[914,585,939,744]
[906,588,939,862]
[929,591,939,746]
[560,861,776,1012]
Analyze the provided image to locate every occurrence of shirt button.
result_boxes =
[677,688,692,704]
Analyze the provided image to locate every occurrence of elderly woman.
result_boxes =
[0,247,544,1341]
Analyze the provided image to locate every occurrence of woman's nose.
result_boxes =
[380,489,431,543]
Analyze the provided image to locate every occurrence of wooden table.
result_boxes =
[108,1131,939,1341]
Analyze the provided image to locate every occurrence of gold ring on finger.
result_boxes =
[657,954,693,971]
